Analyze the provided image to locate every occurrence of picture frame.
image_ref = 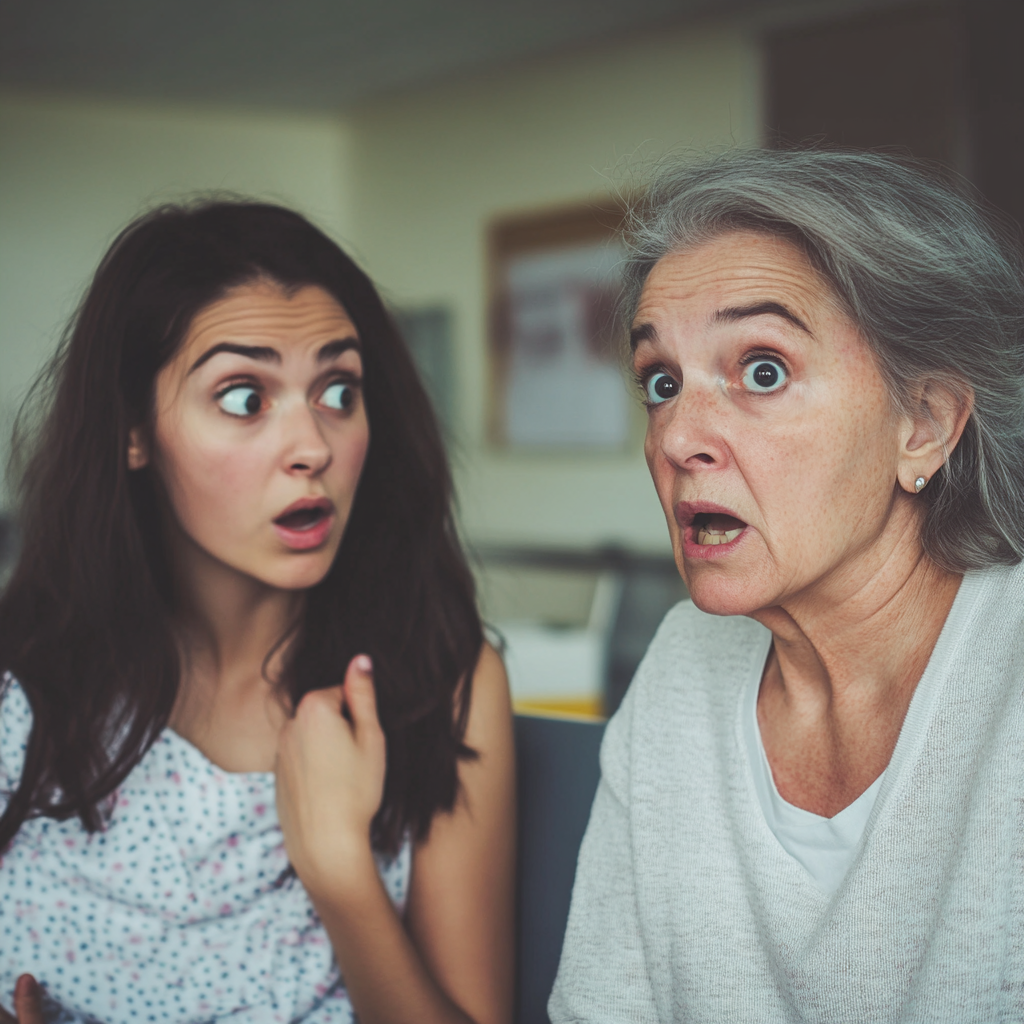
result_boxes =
[488,200,629,451]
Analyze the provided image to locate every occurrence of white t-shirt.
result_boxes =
[743,668,884,894]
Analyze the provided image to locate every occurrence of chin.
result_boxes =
[261,552,337,592]
[678,562,775,619]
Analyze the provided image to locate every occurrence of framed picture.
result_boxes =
[488,200,629,450]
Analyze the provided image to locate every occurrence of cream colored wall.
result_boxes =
[347,25,762,553]
[0,93,352,503]
[0,23,761,548]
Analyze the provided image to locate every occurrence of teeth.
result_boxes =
[695,527,743,546]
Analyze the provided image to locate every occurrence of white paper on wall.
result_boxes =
[503,240,628,449]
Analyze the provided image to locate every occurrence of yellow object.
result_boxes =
[513,696,606,721]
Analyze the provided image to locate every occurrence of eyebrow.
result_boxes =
[629,301,812,354]
[187,337,361,375]
[629,322,657,352]
[316,338,361,363]
[711,302,812,334]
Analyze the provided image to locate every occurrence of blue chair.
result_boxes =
[514,713,606,1024]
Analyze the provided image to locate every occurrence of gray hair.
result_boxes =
[621,148,1024,573]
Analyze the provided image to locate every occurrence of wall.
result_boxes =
[347,24,762,553]
[0,22,762,551]
[0,93,352,503]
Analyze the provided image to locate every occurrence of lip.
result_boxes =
[674,500,749,560]
[272,497,335,551]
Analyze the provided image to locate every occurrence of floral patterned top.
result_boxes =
[0,674,411,1023]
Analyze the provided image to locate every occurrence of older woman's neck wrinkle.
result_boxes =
[755,549,960,709]
[755,551,961,815]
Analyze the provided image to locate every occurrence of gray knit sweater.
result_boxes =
[550,560,1024,1023]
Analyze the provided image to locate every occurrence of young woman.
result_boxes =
[0,201,515,1024]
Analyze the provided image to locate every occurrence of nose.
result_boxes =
[282,403,332,476]
[650,380,727,472]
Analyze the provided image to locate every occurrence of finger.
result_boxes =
[343,655,382,744]
[294,683,346,722]
[13,976,44,1024]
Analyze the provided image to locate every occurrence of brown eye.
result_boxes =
[218,386,262,416]
[321,382,355,410]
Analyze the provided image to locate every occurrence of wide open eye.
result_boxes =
[321,382,355,411]
[217,385,262,417]
[645,372,680,405]
[741,359,787,393]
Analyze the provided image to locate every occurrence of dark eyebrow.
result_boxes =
[630,302,810,353]
[712,302,812,335]
[188,337,361,375]
[629,322,657,352]
[188,343,280,374]
[317,337,361,362]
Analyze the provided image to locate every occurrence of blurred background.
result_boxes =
[0,0,1020,716]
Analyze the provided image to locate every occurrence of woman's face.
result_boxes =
[131,279,370,593]
[632,231,907,618]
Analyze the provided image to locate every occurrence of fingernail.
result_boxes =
[355,654,373,673]
[16,975,37,998]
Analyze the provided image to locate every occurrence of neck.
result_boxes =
[169,530,302,696]
[752,508,961,714]
[160,525,305,772]
[750,506,962,815]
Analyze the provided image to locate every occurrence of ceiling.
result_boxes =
[0,0,916,112]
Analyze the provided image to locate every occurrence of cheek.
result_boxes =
[339,426,370,481]
[644,424,673,508]
[750,378,897,547]
[155,426,276,532]
[322,418,371,519]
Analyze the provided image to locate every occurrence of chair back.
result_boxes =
[514,712,605,1024]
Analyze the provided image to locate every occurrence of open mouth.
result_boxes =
[692,512,746,546]
[274,506,329,531]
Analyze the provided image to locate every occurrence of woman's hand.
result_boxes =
[277,644,513,1024]
[0,976,44,1024]
[274,654,386,896]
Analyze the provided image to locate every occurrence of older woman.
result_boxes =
[550,149,1024,1022]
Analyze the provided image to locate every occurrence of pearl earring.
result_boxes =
[914,476,927,493]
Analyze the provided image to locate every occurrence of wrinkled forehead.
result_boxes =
[184,280,355,346]
[150,281,361,411]
[630,231,847,348]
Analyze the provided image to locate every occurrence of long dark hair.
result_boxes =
[0,200,482,854]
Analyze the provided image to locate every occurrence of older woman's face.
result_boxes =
[633,231,904,618]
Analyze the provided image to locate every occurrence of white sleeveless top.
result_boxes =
[0,676,411,1024]
[552,560,1024,1023]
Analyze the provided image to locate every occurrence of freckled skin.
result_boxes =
[146,282,369,594]
[634,232,968,815]
[636,232,904,619]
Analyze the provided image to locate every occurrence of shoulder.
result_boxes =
[969,558,1024,618]
[461,643,513,752]
[472,642,510,698]
[599,601,765,791]
[943,559,1024,665]
[634,598,768,695]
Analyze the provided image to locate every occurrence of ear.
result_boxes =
[127,426,150,471]
[897,380,973,494]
